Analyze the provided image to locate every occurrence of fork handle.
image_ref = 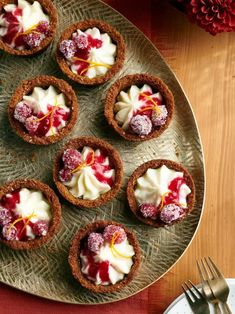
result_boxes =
[220,302,233,314]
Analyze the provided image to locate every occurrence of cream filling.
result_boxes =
[23,85,70,136]
[70,27,117,78]
[114,84,163,130]
[80,239,135,285]
[64,147,115,200]
[134,165,191,208]
[14,188,51,240]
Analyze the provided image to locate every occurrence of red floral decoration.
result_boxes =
[172,0,235,35]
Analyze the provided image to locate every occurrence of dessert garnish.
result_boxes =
[59,147,115,200]
[80,224,135,285]
[59,27,116,78]
[0,0,50,50]
[0,188,51,241]
[13,86,70,137]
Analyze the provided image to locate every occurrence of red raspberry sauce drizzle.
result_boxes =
[81,248,110,283]
[0,190,40,241]
[73,34,103,76]
[164,177,187,205]
[136,91,162,118]
[91,152,114,187]
[1,8,25,47]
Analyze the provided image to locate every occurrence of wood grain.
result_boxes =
[104,0,235,312]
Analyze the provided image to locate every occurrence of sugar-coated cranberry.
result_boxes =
[73,33,88,49]
[87,232,104,253]
[129,114,152,136]
[62,149,82,170]
[14,102,33,123]
[59,40,77,59]
[36,20,49,35]
[25,116,39,135]
[103,225,127,244]
[24,32,43,48]
[151,105,168,127]
[139,203,158,219]
[59,168,73,182]
[160,204,186,224]
[0,207,12,226]
[32,220,49,236]
[2,224,17,240]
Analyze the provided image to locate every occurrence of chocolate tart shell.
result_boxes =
[127,159,195,227]
[8,75,79,145]
[68,220,141,293]
[53,137,123,208]
[0,179,61,250]
[0,0,57,56]
[104,73,174,141]
[56,19,125,85]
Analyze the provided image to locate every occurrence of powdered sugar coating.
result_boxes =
[25,116,39,134]
[139,203,158,219]
[36,21,50,35]
[73,33,88,49]
[0,207,12,226]
[87,232,104,253]
[160,204,186,224]
[2,224,17,240]
[24,32,43,48]
[59,40,77,59]
[14,102,32,123]
[151,105,168,127]
[62,149,82,170]
[130,114,152,136]
[32,220,49,236]
[103,225,127,244]
[59,168,73,182]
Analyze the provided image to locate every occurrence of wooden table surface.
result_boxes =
[104,0,235,312]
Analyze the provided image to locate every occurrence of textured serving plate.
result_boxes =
[0,0,205,304]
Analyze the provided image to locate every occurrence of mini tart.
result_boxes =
[56,19,125,85]
[68,220,141,293]
[53,137,123,208]
[127,159,195,227]
[104,73,174,141]
[8,75,78,145]
[0,179,61,250]
[0,0,57,56]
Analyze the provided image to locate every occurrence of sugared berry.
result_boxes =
[103,225,127,244]
[59,40,77,59]
[14,102,33,123]
[62,149,82,169]
[2,224,17,240]
[0,207,12,226]
[160,204,186,224]
[32,220,49,236]
[139,203,158,219]
[36,20,49,35]
[59,168,73,182]
[151,106,168,127]
[25,116,39,135]
[73,34,88,49]
[24,32,43,48]
[129,114,152,136]
[87,232,104,253]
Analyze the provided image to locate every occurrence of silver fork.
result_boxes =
[197,257,233,314]
[182,280,210,314]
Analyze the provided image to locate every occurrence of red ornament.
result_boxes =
[186,0,235,35]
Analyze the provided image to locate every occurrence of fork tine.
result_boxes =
[204,257,217,279]
[202,257,213,280]
[197,260,206,282]
[207,257,223,278]
[188,280,205,299]
[182,284,194,305]
[184,281,197,301]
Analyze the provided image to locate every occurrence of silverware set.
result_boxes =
[182,257,233,314]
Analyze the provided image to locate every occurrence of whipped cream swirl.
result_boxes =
[64,147,115,200]
[80,238,135,285]
[134,165,191,208]
[70,27,117,78]
[114,84,163,130]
